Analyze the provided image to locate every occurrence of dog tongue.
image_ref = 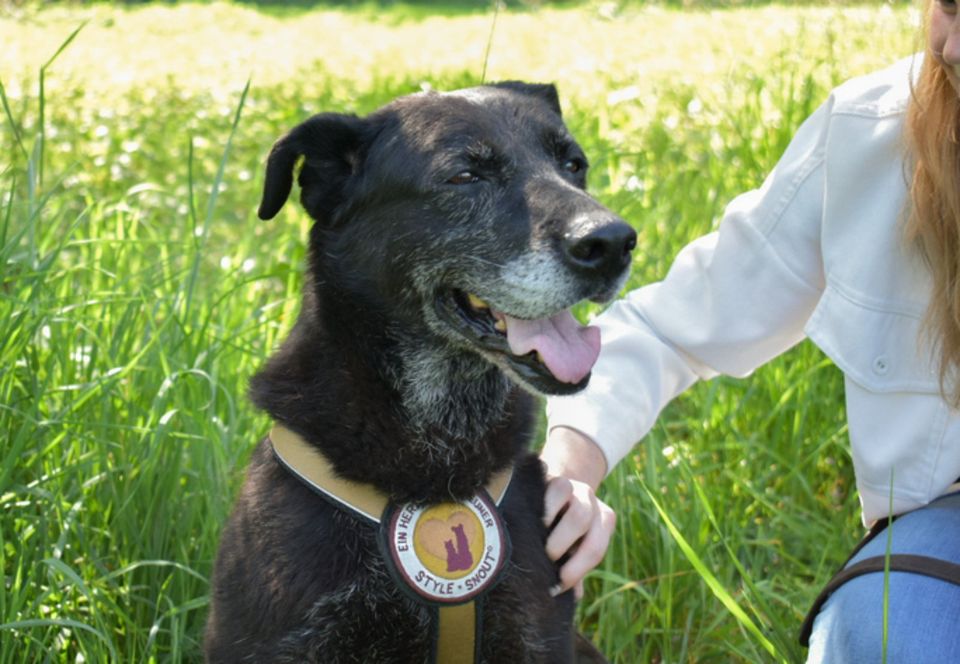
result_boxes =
[503,310,601,384]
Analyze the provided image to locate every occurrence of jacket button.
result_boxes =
[873,356,889,375]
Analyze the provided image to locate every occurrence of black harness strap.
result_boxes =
[800,549,960,646]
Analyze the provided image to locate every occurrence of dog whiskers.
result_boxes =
[461,254,508,269]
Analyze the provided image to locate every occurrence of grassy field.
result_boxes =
[1,1,919,662]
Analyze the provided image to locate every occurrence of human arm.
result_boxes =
[541,90,836,590]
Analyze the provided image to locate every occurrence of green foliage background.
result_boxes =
[1,1,919,661]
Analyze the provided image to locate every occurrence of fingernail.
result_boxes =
[549,584,563,597]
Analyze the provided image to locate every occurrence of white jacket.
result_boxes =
[547,55,960,524]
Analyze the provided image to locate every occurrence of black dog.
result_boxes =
[205,82,635,663]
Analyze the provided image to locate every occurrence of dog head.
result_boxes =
[259,82,635,397]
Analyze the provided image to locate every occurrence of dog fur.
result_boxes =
[204,82,635,663]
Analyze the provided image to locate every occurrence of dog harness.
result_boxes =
[270,425,514,663]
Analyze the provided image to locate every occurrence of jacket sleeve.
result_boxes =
[545,95,834,472]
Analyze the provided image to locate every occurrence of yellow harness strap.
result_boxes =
[271,425,388,521]
[270,425,513,664]
[436,601,476,662]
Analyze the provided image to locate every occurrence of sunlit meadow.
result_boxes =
[1,1,917,662]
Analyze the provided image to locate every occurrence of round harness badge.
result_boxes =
[383,490,508,604]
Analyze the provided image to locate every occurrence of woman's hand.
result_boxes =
[540,426,616,598]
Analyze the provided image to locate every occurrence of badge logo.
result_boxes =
[383,490,508,604]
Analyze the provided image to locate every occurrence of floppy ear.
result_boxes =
[258,113,368,222]
[486,81,562,117]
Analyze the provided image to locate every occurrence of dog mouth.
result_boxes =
[434,289,600,395]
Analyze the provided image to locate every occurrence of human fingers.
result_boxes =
[544,476,595,562]
[544,477,614,568]
[555,497,616,595]
[543,474,575,531]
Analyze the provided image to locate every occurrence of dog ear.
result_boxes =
[486,81,563,117]
[258,113,368,222]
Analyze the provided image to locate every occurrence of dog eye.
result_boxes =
[562,159,585,174]
[448,171,480,185]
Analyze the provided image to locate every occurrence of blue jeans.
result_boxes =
[806,491,960,663]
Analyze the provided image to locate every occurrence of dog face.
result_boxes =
[259,82,635,397]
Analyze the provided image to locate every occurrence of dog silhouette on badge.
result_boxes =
[444,523,473,571]
[415,508,481,578]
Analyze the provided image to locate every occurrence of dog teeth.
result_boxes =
[467,293,489,311]
[535,352,545,364]
[494,319,507,333]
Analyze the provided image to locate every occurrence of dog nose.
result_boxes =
[562,219,637,279]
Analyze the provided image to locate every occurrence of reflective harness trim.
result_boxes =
[270,425,514,663]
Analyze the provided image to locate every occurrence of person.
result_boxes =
[540,0,960,660]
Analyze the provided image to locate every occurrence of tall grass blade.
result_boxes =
[679,456,799,659]
[1,174,13,249]
[881,470,895,664]
[37,22,87,190]
[0,619,118,661]
[480,1,501,84]
[0,78,28,161]
[182,79,251,319]
[641,482,784,662]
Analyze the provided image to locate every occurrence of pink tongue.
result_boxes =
[502,310,601,384]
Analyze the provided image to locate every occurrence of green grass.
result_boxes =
[1,2,918,662]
